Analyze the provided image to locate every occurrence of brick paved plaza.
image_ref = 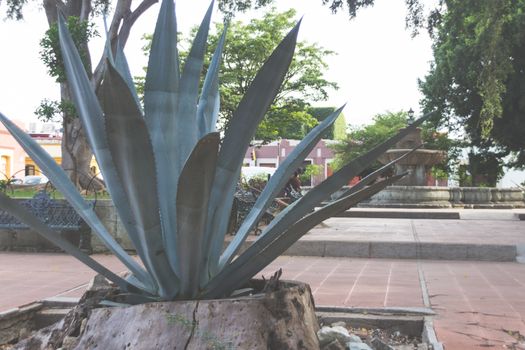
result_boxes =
[1,210,525,349]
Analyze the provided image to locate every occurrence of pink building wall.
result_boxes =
[0,120,27,180]
[244,139,336,186]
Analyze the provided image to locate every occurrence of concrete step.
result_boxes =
[231,239,517,262]
[336,210,459,220]
[283,240,517,262]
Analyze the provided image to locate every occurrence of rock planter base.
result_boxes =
[316,307,442,350]
[11,279,320,350]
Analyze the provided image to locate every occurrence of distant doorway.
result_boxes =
[1,155,10,178]
[25,164,36,176]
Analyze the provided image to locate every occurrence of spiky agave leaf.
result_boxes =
[1,0,439,302]
[204,112,433,295]
[103,61,179,299]
[219,105,345,271]
[57,14,154,289]
[176,133,220,298]
[204,20,302,278]
[177,1,214,129]
[143,0,181,275]
[245,111,436,254]
[202,174,406,298]
[114,42,142,112]
[0,112,153,293]
[334,144,424,201]
[198,24,228,136]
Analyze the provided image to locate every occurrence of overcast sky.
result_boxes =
[0,0,434,127]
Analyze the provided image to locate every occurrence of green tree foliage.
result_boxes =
[330,111,460,177]
[138,8,337,143]
[35,17,98,122]
[40,17,98,84]
[307,107,346,140]
[332,113,347,140]
[215,9,338,141]
[420,0,525,170]
[331,111,408,173]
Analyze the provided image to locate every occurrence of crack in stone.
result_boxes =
[451,330,501,345]
[456,311,517,318]
[184,301,199,350]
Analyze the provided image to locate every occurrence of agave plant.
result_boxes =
[0,0,434,301]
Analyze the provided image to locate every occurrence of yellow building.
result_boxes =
[24,136,100,177]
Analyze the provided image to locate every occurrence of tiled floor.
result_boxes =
[261,256,423,307]
[0,252,125,311]
[422,261,525,349]
[2,253,525,349]
[263,257,525,349]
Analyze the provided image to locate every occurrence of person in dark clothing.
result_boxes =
[284,169,303,201]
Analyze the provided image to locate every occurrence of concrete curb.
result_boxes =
[422,316,444,350]
[284,240,517,262]
[336,210,460,220]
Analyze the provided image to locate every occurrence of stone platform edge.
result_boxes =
[282,241,517,262]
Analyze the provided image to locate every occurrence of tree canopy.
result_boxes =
[331,111,408,173]
[419,0,525,169]
[199,8,338,142]
[138,8,338,143]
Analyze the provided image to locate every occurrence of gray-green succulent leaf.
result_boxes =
[0,0,436,301]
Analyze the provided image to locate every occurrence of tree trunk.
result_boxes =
[61,115,94,189]
[41,0,158,190]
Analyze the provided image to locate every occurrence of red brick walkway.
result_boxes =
[2,253,525,349]
[262,257,525,349]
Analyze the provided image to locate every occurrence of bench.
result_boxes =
[0,191,91,251]
[229,186,288,235]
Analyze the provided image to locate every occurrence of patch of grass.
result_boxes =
[3,186,111,200]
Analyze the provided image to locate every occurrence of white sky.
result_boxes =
[0,0,433,127]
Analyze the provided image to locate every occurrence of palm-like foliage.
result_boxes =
[0,0,434,301]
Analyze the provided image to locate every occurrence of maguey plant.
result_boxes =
[0,0,434,301]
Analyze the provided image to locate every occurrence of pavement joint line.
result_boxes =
[473,264,523,319]
[312,260,342,294]
[343,260,369,305]
[496,264,525,288]
[411,220,422,260]
[52,283,89,298]
[417,262,431,309]
[290,259,317,281]
[418,263,445,350]
[383,261,393,307]
[447,263,490,341]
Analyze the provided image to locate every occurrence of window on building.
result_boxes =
[25,165,35,176]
